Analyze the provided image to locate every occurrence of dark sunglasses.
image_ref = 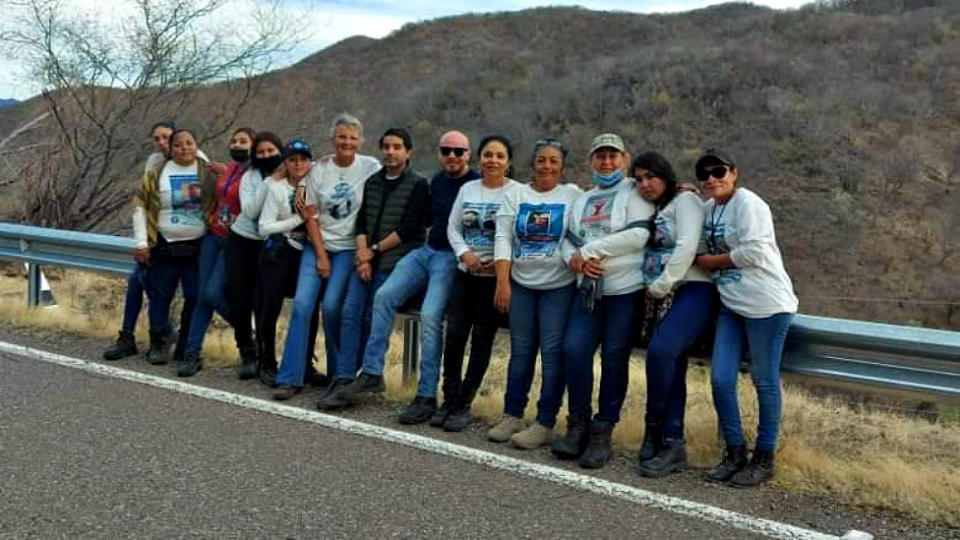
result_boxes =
[697,165,728,182]
[439,146,467,157]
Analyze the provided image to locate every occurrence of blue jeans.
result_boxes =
[185,234,230,355]
[275,247,354,388]
[563,290,641,425]
[503,282,574,428]
[120,265,149,333]
[360,246,457,398]
[710,307,794,453]
[336,268,390,381]
[645,282,719,439]
[147,251,198,351]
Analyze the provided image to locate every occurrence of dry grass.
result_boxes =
[1,269,959,526]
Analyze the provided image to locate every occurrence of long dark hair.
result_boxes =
[477,134,515,178]
[632,151,678,207]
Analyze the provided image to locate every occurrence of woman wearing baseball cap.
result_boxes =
[551,133,655,469]
[693,148,798,487]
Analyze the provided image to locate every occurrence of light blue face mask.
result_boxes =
[591,168,624,188]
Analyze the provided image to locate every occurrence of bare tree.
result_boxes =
[0,0,303,231]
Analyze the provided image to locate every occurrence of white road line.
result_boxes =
[0,341,870,540]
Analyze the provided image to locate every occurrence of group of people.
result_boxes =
[104,114,798,487]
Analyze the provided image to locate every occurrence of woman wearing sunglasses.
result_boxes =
[551,134,654,470]
[629,151,718,478]
[693,148,798,487]
[436,135,520,431]
[487,137,582,450]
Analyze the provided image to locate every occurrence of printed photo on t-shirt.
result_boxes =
[704,221,742,284]
[515,202,566,258]
[578,191,617,241]
[170,174,201,211]
[462,201,500,248]
[326,182,357,220]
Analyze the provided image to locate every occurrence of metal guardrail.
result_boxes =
[2,222,960,398]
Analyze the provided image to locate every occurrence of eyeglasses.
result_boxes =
[697,165,728,182]
[439,146,467,157]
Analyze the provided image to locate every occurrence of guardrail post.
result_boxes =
[402,317,420,384]
[26,263,41,308]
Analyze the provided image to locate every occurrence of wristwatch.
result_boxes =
[371,243,380,254]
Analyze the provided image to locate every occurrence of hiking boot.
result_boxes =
[258,362,278,388]
[177,350,203,378]
[551,413,591,460]
[487,415,525,442]
[398,396,438,425]
[306,373,330,388]
[443,407,474,432]
[340,372,385,404]
[103,330,137,360]
[640,438,687,478]
[147,327,176,365]
[273,385,302,401]
[429,401,455,428]
[579,421,613,469]
[731,449,775,488]
[638,421,663,463]
[510,422,553,450]
[707,445,749,483]
[238,346,257,380]
[316,378,352,411]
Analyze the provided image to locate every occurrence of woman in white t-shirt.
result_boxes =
[273,114,381,401]
[693,148,798,488]
[132,129,216,368]
[487,137,582,450]
[630,151,718,479]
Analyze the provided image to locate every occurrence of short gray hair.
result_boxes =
[330,113,363,139]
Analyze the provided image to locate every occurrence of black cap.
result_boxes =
[695,147,736,172]
[282,138,313,160]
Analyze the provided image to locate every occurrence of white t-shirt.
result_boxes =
[259,178,306,250]
[304,154,381,252]
[447,178,521,274]
[150,161,206,244]
[230,168,269,240]
[702,187,798,317]
[494,182,582,290]
[565,179,653,296]
[644,191,711,299]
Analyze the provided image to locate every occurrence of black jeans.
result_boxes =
[256,238,320,370]
[225,231,262,352]
[441,270,506,408]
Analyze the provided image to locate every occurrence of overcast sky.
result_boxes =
[0,0,811,100]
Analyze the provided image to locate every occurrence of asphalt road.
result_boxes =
[0,351,771,539]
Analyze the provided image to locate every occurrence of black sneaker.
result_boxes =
[707,445,748,483]
[639,438,686,478]
[730,449,775,488]
[429,401,454,428]
[340,372,385,404]
[551,413,591,460]
[103,330,137,360]
[442,407,474,432]
[398,396,438,425]
[316,378,352,411]
[177,350,203,378]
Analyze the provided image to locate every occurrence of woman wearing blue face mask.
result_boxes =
[551,133,655,469]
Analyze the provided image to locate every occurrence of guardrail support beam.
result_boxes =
[26,263,41,308]
[402,317,420,384]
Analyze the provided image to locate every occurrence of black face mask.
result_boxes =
[230,148,250,163]
[253,154,283,176]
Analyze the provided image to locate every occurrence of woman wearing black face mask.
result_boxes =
[179,127,257,377]
[224,131,281,379]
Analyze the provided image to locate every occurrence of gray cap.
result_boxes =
[590,133,626,154]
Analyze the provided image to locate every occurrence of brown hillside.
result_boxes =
[2,1,960,327]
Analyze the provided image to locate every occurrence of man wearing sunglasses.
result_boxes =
[323,131,480,424]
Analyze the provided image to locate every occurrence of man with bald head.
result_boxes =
[322,131,479,423]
